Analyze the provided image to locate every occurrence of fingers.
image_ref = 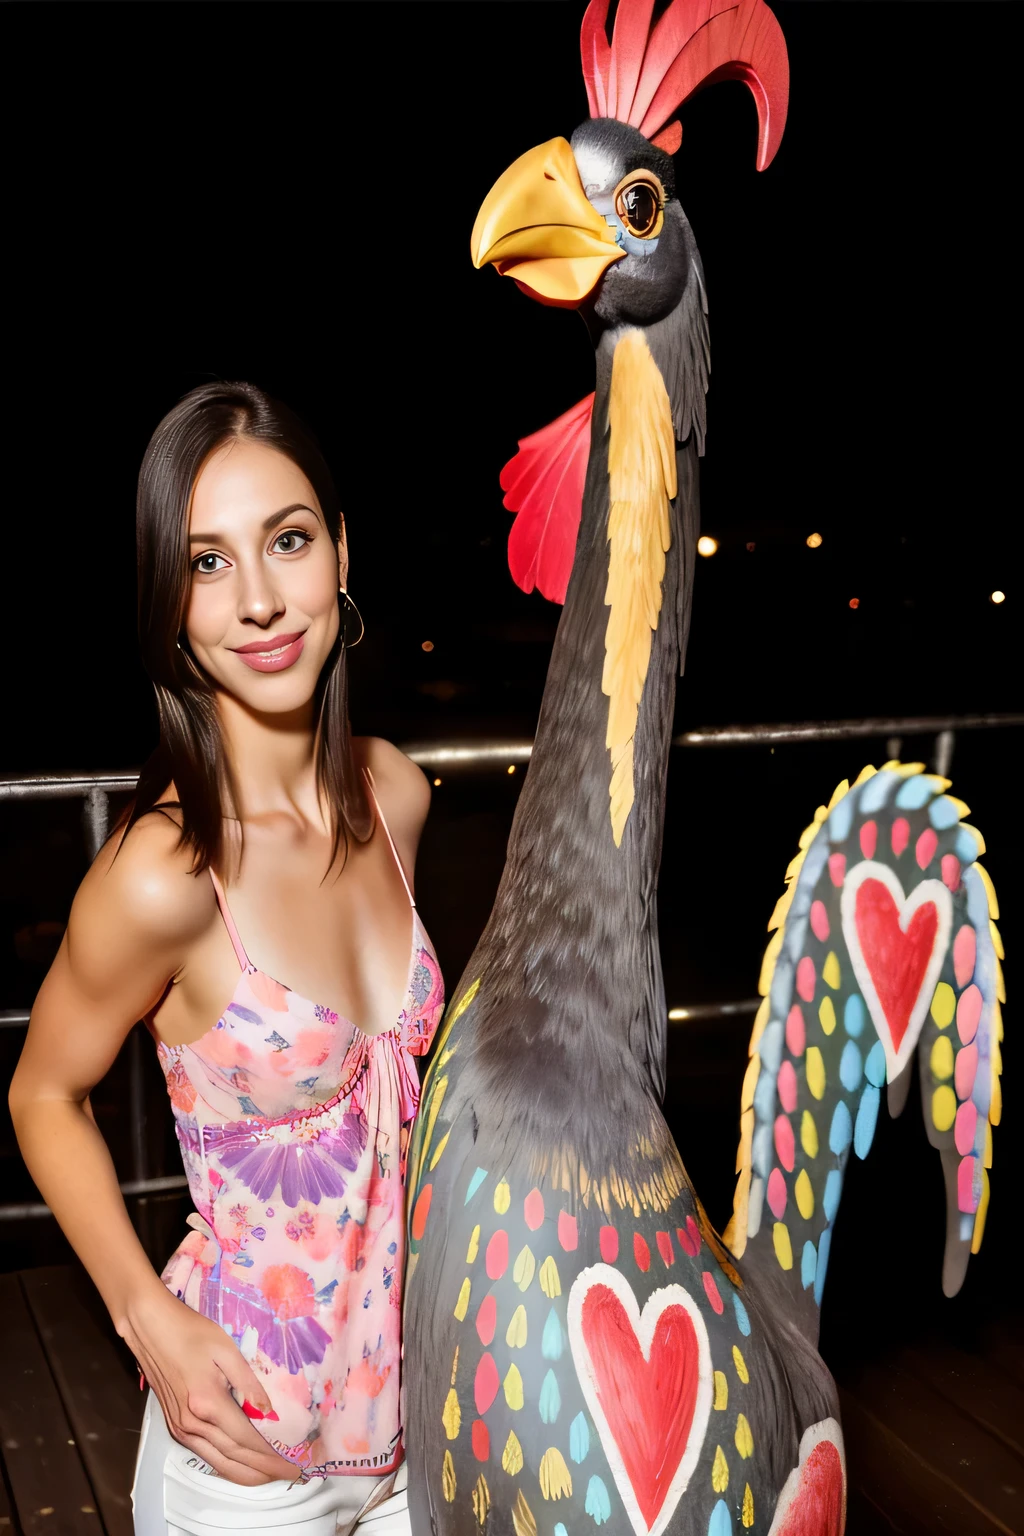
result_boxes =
[214,1341,275,1417]
[179,1394,296,1482]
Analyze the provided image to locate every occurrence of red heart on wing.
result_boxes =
[771,1432,845,1535]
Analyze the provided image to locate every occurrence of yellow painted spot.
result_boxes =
[823,952,841,990]
[506,1305,528,1349]
[984,1120,993,1169]
[991,1074,1002,1127]
[741,1053,761,1112]
[990,919,1004,960]
[805,1047,826,1100]
[451,1346,460,1386]
[513,1245,536,1292]
[467,1225,480,1264]
[735,1414,754,1459]
[975,861,999,917]
[412,1073,448,1192]
[443,1450,456,1502]
[442,1388,461,1440]
[712,1445,729,1493]
[818,996,836,1036]
[503,1363,524,1410]
[539,1448,573,1500]
[742,1483,755,1528]
[502,1431,524,1475]
[795,1169,815,1220]
[971,1167,990,1254]
[773,1222,793,1270]
[454,1278,471,1322]
[930,1035,954,1081]
[512,1490,537,1536]
[472,1475,490,1527]
[713,1370,728,1410]
[931,982,956,1029]
[539,1257,562,1298]
[732,1345,749,1384]
[429,1130,451,1172]
[801,1110,819,1159]
[494,1180,511,1214]
[932,1084,957,1132]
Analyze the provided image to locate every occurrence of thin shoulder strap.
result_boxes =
[208,867,251,971]
[362,766,416,909]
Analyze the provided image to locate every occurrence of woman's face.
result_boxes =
[184,437,346,715]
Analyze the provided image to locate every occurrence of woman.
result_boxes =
[9,382,444,1535]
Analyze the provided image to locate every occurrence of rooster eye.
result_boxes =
[615,179,663,239]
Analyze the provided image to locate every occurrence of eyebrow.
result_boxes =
[189,503,319,544]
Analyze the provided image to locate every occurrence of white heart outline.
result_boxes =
[566,1264,713,1536]
[839,860,953,1084]
[768,1417,847,1534]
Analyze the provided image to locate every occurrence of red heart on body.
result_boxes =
[774,1439,844,1535]
[854,877,939,1052]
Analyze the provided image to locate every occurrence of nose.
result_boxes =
[237,557,285,629]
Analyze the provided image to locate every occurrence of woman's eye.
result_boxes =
[615,180,662,238]
[272,530,313,554]
[192,553,228,575]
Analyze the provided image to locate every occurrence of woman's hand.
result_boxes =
[124,1287,299,1485]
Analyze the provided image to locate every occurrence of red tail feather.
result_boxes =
[500,395,595,605]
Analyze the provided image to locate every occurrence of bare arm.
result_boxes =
[8,816,296,1485]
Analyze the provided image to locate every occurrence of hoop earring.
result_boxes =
[176,640,207,684]
[339,587,364,648]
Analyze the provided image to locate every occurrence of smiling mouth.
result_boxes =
[230,631,308,673]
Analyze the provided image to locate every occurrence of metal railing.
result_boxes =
[1,709,1020,1221]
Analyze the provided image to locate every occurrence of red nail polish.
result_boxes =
[138,1372,146,1392]
[264,1410,280,1422]
[241,1400,264,1420]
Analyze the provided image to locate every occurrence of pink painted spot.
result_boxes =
[916,827,938,869]
[810,901,830,943]
[767,1167,788,1220]
[656,1230,674,1267]
[786,1004,806,1058]
[474,1353,499,1414]
[558,1210,578,1251]
[702,1271,725,1314]
[778,1059,799,1114]
[828,853,846,888]
[859,820,878,858]
[954,1042,978,1101]
[774,1114,796,1172]
[472,1420,490,1462]
[485,1230,508,1280]
[953,926,977,989]
[956,983,982,1045]
[633,1233,651,1272]
[599,1225,619,1263]
[523,1187,545,1231]
[957,1155,981,1215]
[891,818,910,858]
[954,1100,978,1157]
[475,1294,496,1346]
[796,957,816,1004]
[677,1216,701,1258]
[942,854,962,892]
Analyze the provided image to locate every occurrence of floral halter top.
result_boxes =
[153,773,444,1476]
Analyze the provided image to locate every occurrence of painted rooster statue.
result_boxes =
[404,3,1004,1534]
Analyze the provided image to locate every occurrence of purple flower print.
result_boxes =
[205,1111,367,1207]
[228,1002,263,1025]
[216,1275,331,1373]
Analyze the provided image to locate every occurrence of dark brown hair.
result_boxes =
[124,380,370,874]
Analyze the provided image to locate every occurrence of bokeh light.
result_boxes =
[697,535,718,557]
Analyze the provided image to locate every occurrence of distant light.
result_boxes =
[806,532,823,549]
[507,764,516,775]
[697,535,718,558]
[746,541,756,552]
[433,777,442,787]
[668,1007,689,1020]
[421,640,434,652]
[849,597,860,610]
[991,590,1006,605]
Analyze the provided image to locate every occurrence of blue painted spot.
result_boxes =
[752,1122,773,1178]
[859,771,897,815]
[801,1239,817,1290]
[464,1168,488,1204]
[586,1476,612,1525]
[814,1227,832,1306]
[956,825,980,864]
[829,1099,853,1155]
[865,1040,887,1087]
[770,955,794,1017]
[895,775,933,810]
[708,1499,733,1536]
[542,1307,564,1361]
[823,1169,843,1222]
[929,795,961,830]
[959,1213,975,1243]
[844,993,865,1037]
[569,1411,590,1464]
[760,1020,784,1075]
[539,1369,561,1424]
[753,1069,777,1122]
[732,1293,751,1336]
[555,1525,569,1536]
[964,868,989,933]
[227,1002,262,1025]
[828,794,854,843]
[855,1085,881,1159]
[839,1040,863,1092]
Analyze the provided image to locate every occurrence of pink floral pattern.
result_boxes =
[155,919,443,1476]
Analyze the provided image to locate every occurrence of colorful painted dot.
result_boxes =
[633,1233,650,1272]
[569,1412,590,1464]
[411,1184,432,1241]
[678,1215,701,1257]
[541,1307,563,1361]
[711,1446,729,1493]
[465,1167,488,1203]
[817,997,836,1040]
[442,1388,461,1440]
[859,819,878,858]
[955,1100,978,1157]
[708,1500,732,1536]
[801,1240,817,1290]
[895,774,933,810]
[774,1114,796,1171]
[829,1099,853,1155]
[916,827,938,869]
[539,1257,561,1297]
[796,957,816,1003]
[929,795,961,829]
[501,1429,523,1475]
[466,1225,480,1264]
[485,1230,509,1280]
[475,1294,496,1346]
[931,982,956,1029]
[585,1475,612,1525]
[795,1168,814,1220]
[891,817,910,857]
[773,1222,793,1270]
[931,1035,954,1080]
[955,1043,978,1100]
[955,825,980,864]
[844,993,865,1037]
[539,1369,560,1424]
[454,1278,471,1321]
[714,1370,728,1409]
[957,984,982,1045]
[823,1168,842,1222]
[493,1180,511,1214]
[558,1211,578,1251]
[599,1226,618,1262]
[524,1187,545,1231]
[732,1293,751,1336]
[829,852,846,887]
[814,1227,832,1306]
[839,1040,862,1092]
[474,1353,499,1414]
[942,854,961,892]
[823,952,841,990]
[513,1244,535,1292]
[800,1110,819,1158]
[953,926,977,988]
[785,1004,806,1057]
[471,1419,490,1462]
[805,1046,826,1101]
[735,1414,754,1459]
[656,1230,674,1267]
[503,1363,524,1410]
[854,1085,880,1159]
[703,1271,725,1313]
[864,1040,886,1087]
[505,1304,527,1349]
[958,1154,981,1214]
[810,900,830,942]
[742,1483,755,1529]
[767,1168,788,1220]
[732,1345,749,1384]
[778,1060,798,1113]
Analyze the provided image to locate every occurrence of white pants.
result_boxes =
[132,1393,411,1536]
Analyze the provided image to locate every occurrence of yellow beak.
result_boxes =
[470,137,624,307]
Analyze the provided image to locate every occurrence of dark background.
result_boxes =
[0,0,1020,1520]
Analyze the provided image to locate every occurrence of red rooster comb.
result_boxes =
[581,0,789,170]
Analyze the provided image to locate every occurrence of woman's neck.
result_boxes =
[216,691,323,827]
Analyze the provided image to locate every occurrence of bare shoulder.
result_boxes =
[357,737,431,835]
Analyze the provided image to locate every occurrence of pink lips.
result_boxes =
[230,630,306,673]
